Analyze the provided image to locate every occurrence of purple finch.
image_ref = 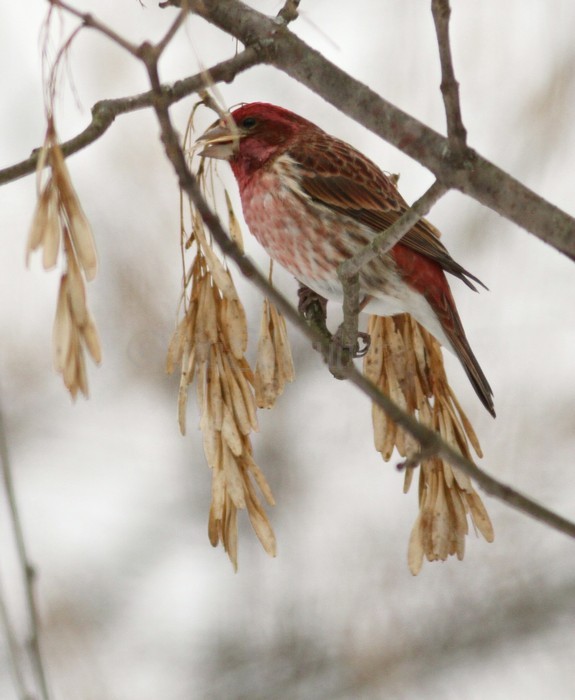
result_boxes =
[199,103,495,416]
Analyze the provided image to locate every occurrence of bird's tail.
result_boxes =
[434,288,495,417]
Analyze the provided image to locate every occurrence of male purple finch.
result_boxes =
[199,103,495,416]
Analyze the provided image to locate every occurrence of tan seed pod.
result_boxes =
[242,446,275,506]
[221,297,248,359]
[81,314,102,364]
[50,143,97,280]
[223,355,254,436]
[244,482,276,557]
[221,403,243,457]
[225,189,244,254]
[221,441,247,508]
[53,275,73,373]
[228,356,258,432]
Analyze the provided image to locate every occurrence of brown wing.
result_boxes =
[288,133,486,291]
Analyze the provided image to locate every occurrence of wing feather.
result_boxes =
[288,135,486,291]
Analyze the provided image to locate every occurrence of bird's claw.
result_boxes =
[354,331,371,357]
[297,285,328,320]
[327,328,372,379]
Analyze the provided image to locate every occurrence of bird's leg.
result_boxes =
[328,270,360,378]
[332,289,372,361]
[297,284,352,377]
[298,284,371,377]
[353,294,372,357]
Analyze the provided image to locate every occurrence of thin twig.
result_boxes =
[431,0,467,151]
[333,270,360,377]
[0,397,51,700]
[49,0,140,56]
[0,49,259,185]
[346,365,575,538]
[155,4,190,55]
[335,181,447,375]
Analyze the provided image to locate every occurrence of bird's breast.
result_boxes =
[235,156,448,344]
[239,155,351,282]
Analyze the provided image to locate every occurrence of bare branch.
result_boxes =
[276,0,301,24]
[345,366,575,539]
[431,0,467,150]
[49,0,140,56]
[0,398,52,700]
[155,5,190,55]
[334,269,360,376]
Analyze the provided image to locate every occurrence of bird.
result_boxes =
[198,102,495,416]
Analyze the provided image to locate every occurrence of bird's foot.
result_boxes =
[297,285,328,321]
[354,331,371,357]
[297,285,331,354]
[328,328,371,379]
[297,284,370,377]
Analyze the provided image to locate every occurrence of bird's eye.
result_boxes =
[241,117,258,129]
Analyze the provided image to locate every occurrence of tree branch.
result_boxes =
[334,181,448,377]
[0,578,32,700]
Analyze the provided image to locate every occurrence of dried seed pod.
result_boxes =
[28,122,101,398]
[364,313,493,574]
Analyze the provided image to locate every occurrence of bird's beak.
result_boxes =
[197,117,240,160]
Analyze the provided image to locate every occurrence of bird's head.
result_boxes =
[198,102,313,176]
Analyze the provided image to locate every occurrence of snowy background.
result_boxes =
[1,1,574,698]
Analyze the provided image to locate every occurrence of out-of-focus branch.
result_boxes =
[177,0,575,261]
[0,397,52,700]
[0,579,31,700]
[276,0,301,24]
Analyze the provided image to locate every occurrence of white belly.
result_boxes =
[296,271,454,353]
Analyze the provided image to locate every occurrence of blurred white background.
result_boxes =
[1,2,574,698]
